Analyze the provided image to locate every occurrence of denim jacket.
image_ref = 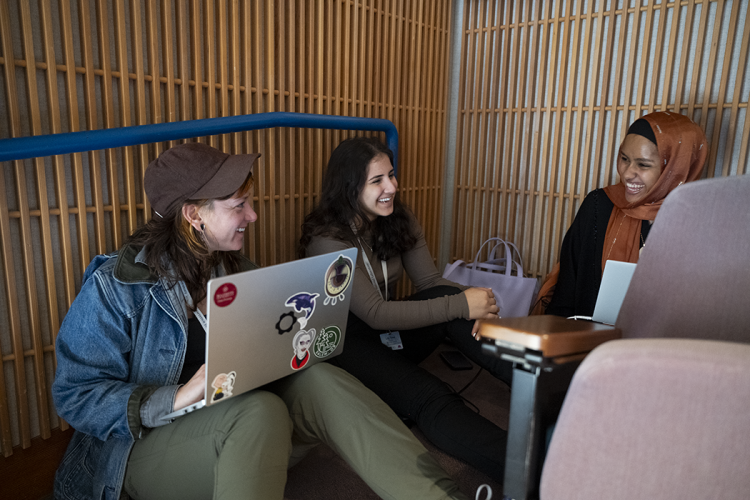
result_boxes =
[52,245,257,500]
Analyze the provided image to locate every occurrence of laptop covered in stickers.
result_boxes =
[162,247,357,420]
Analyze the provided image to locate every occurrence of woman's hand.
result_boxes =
[464,287,500,320]
[173,364,206,411]
[471,320,482,339]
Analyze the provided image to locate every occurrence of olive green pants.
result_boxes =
[124,363,467,500]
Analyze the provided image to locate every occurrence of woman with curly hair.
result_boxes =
[301,137,511,484]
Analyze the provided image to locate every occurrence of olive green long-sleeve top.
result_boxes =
[307,216,470,331]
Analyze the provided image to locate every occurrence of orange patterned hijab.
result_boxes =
[601,111,708,270]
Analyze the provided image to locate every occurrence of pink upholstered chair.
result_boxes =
[615,174,750,343]
[539,174,750,499]
[539,338,750,500]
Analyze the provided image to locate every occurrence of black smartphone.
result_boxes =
[439,350,474,371]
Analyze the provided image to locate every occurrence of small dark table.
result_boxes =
[478,316,621,500]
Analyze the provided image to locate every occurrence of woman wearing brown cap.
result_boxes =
[51,143,476,500]
[542,111,708,317]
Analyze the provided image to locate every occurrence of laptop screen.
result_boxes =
[591,260,637,325]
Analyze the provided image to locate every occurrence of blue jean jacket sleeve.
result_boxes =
[138,384,180,429]
[53,261,141,440]
[52,253,186,442]
[51,250,192,500]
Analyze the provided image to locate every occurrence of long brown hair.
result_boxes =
[299,137,418,260]
[127,174,254,309]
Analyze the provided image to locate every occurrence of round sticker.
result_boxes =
[324,255,354,305]
[313,326,342,358]
[214,283,237,307]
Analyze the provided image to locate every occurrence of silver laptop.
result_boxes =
[162,248,357,421]
[571,260,637,326]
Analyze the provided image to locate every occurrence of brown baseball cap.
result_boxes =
[145,142,260,218]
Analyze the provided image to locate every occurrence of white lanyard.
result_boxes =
[193,307,208,332]
[352,228,404,350]
[351,222,388,301]
[359,240,389,302]
[179,280,208,332]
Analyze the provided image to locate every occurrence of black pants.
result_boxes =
[330,285,511,483]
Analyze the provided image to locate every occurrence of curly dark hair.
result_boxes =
[126,175,253,309]
[299,136,418,260]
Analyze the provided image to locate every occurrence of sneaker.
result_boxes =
[475,484,492,500]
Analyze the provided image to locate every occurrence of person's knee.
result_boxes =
[284,363,384,416]
[379,367,464,421]
[290,363,355,395]
[222,390,292,438]
[410,380,466,423]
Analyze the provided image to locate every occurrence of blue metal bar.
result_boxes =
[0,112,399,172]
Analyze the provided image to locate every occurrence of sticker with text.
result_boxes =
[380,331,403,350]
[214,283,237,307]
[313,325,342,358]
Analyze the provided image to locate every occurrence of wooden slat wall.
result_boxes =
[451,0,750,279]
[0,0,452,457]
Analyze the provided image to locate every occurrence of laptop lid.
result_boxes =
[591,260,637,325]
[163,248,357,420]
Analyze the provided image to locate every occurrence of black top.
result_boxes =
[178,316,206,384]
[546,189,650,318]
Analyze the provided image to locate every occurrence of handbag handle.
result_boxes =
[443,259,467,278]
[469,238,524,277]
[444,238,526,285]
[443,256,510,280]
[503,241,524,276]
[469,238,505,271]
[487,240,507,262]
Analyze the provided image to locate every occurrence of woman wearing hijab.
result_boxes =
[545,111,708,317]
